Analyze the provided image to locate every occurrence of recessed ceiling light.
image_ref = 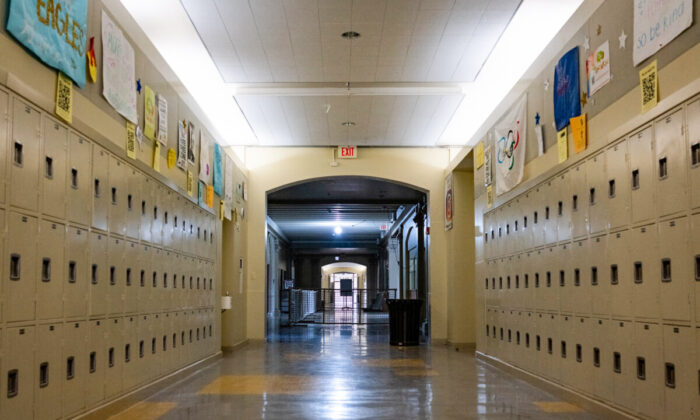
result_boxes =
[334,226,343,235]
[342,121,355,127]
[341,31,360,39]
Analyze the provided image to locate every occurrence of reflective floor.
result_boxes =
[109,325,598,419]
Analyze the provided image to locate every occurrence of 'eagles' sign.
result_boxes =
[7,0,88,87]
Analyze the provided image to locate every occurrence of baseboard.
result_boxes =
[446,341,476,352]
[475,352,638,420]
[76,352,222,420]
[222,339,249,352]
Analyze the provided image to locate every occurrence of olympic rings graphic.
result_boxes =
[496,120,520,171]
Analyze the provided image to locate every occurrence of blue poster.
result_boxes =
[553,47,580,131]
[213,143,223,197]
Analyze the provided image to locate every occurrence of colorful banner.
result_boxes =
[102,11,138,124]
[553,47,580,131]
[213,143,223,197]
[587,41,610,96]
[7,0,88,87]
[633,0,692,66]
[494,95,527,196]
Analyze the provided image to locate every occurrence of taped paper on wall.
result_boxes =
[570,114,588,154]
[206,185,214,208]
[187,170,194,197]
[557,128,568,163]
[143,86,156,140]
[633,0,692,66]
[157,94,168,145]
[639,60,658,113]
[101,11,138,124]
[586,41,611,96]
[199,131,211,183]
[126,122,136,159]
[55,72,73,123]
[535,124,544,156]
[167,148,176,169]
[224,155,234,220]
[213,143,223,196]
[152,141,161,172]
[177,120,187,169]
[475,142,484,168]
[187,122,197,164]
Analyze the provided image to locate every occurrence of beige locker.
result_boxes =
[88,232,108,317]
[590,318,613,402]
[0,89,8,203]
[521,252,534,310]
[125,167,141,240]
[104,318,123,398]
[654,109,688,217]
[630,224,660,320]
[662,325,697,419]
[64,227,88,318]
[10,97,41,211]
[611,320,635,411]
[85,320,105,407]
[569,163,589,239]
[503,202,515,256]
[558,243,573,314]
[140,176,154,243]
[37,220,65,320]
[605,140,630,230]
[590,234,609,316]
[124,241,139,314]
[67,134,91,226]
[41,117,68,219]
[559,315,576,385]
[585,152,607,234]
[162,189,174,249]
[555,171,572,242]
[152,247,164,311]
[571,239,591,315]
[571,317,592,394]
[658,217,692,322]
[0,209,3,321]
[137,244,152,313]
[172,253,183,310]
[634,322,664,419]
[122,316,140,390]
[516,196,532,254]
[108,157,127,236]
[138,314,153,383]
[688,99,700,209]
[1,327,35,420]
[91,146,109,232]
[107,236,126,315]
[151,186,164,246]
[529,188,545,247]
[608,230,633,319]
[5,212,37,321]
[693,214,700,322]
[171,195,183,252]
[532,249,545,311]
[35,323,62,420]
[628,126,655,223]
[542,313,560,381]
[542,246,559,312]
[541,180,558,245]
[62,321,86,417]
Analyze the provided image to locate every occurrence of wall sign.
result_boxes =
[102,10,137,124]
[494,95,527,195]
[553,47,581,131]
[338,146,357,159]
[633,0,692,66]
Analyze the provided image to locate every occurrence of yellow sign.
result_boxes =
[55,72,73,123]
[219,200,225,221]
[153,141,161,172]
[639,60,658,113]
[486,185,493,208]
[475,142,484,168]
[206,185,214,208]
[570,114,587,154]
[126,122,136,159]
[187,170,194,197]
[557,128,568,163]
[144,85,157,140]
[167,148,177,168]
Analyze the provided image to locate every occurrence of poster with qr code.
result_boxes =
[55,72,73,123]
[639,60,658,113]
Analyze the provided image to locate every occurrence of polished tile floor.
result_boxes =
[109,325,598,419]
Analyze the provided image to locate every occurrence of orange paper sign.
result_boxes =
[570,114,587,154]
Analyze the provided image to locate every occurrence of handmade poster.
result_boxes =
[570,114,588,154]
[187,170,194,197]
[474,142,484,168]
[177,120,187,169]
[7,0,88,86]
[224,156,234,220]
[167,149,176,168]
[199,131,212,183]
[198,181,205,206]
[639,60,658,113]
[157,94,168,145]
[587,41,611,96]
[553,47,581,131]
[557,128,568,163]
[152,141,161,172]
[535,124,544,156]
[126,122,136,159]
[187,122,197,164]
[483,146,492,187]
[213,143,223,196]
[633,0,692,66]
[206,185,214,208]
[143,86,157,140]
[444,173,453,231]
[87,37,97,83]
[55,72,73,123]
[486,185,493,209]
[102,11,138,124]
[494,95,527,196]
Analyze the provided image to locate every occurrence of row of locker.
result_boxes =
[483,99,700,260]
[0,209,218,323]
[0,91,217,260]
[480,214,700,323]
[482,309,698,419]
[0,308,218,420]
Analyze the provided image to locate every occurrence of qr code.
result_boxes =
[57,80,71,114]
[642,72,656,105]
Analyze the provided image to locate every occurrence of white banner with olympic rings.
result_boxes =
[494,94,527,195]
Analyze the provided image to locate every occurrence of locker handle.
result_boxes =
[658,157,668,179]
[126,268,132,286]
[66,357,75,380]
[691,143,699,166]
[10,254,21,280]
[608,179,615,198]
[631,169,640,190]
[91,264,98,285]
[695,255,699,281]
[41,258,51,282]
[661,259,672,282]
[94,179,101,197]
[45,156,54,179]
[589,188,596,205]
[574,268,580,286]
[71,169,79,189]
[39,362,49,387]
[576,344,582,362]
[610,265,619,285]
[109,266,116,285]
[89,352,97,373]
[593,347,600,367]
[613,352,621,373]
[591,266,598,285]
[108,348,115,367]
[140,270,145,287]
[13,142,23,166]
[7,369,18,397]
[125,344,131,363]
[111,188,117,205]
[637,357,646,380]
[665,363,675,388]
[68,261,77,283]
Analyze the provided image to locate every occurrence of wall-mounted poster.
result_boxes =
[224,155,234,220]
[553,47,580,131]
[101,11,138,124]
[177,120,187,169]
[187,122,197,164]
[633,0,692,66]
[483,146,492,187]
[444,173,453,231]
[494,95,527,196]
[157,94,168,145]
[587,41,611,96]
[199,130,211,183]
[143,85,157,140]
[7,0,88,87]
[213,143,223,197]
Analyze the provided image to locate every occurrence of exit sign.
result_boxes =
[338,146,357,159]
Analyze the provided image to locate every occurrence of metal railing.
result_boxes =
[285,288,397,325]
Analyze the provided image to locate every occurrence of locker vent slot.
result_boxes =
[546,271,551,288]
[545,206,550,220]
[110,266,116,285]
[613,352,621,373]
[190,276,194,289]
[189,330,193,343]
[610,265,619,285]
[486,324,489,337]
[692,143,700,166]
[174,216,178,227]
[507,276,511,289]
[68,261,77,283]
[10,254,21,280]
[658,157,668,179]
[593,347,600,367]
[523,216,528,228]
[559,270,565,287]
[197,328,200,341]
[557,201,563,216]
[547,338,552,354]
[525,333,530,348]
[108,348,114,367]
[127,194,133,210]
[561,341,567,358]
[591,266,598,286]
[45,156,54,178]
[534,211,538,224]
[94,179,100,197]
[665,363,675,388]
[535,273,540,288]
[91,264,98,284]
[589,188,595,205]
[209,325,212,337]
[576,344,582,362]
[89,352,96,373]
[514,220,518,231]
[125,344,130,363]
[40,258,52,282]
[637,357,646,380]
[66,357,75,380]
[634,262,643,283]
[140,270,145,287]
[173,274,177,288]
[152,338,156,354]
[574,268,580,286]
[111,187,118,204]
[164,212,168,224]
[572,195,578,211]
[661,259,672,282]
[163,273,168,288]
[182,276,186,289]
[181,332,185,346]
[153,271,157,287]
[608,179,615,198]
[71,168,78,189]
[39,362,49,387]
[485,278,488,290]
[524,274,529,288]
[141,201,146,215]
[139,340,144,358]
[126,268,132,286]
[154,206,158,220]
[7,369,18,397]
[507,329,511,342]
[172,334,177,348]
[631,169,640,189]
[536,335,541,351]
[694,255,699,281]
[163,336,167,351]
[13,142,23,166]
[515,275,520,289]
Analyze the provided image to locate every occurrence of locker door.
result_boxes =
[88,232,108,316]
[104,317,123,398]
[628,224,660,320]
[122,316,139,390]
[605,140,630,230]
[662,325,697,419]
[171,195,183,252]
[590,234,609,316]
[172,252,182,310]
[522,252,534,310]
[153,247,164,312]
[37,220,65,320]
[658,217,692,322]
[608,230,633,319]
[543,246,559,312]
[543,314,560,381]
[92,146,110,231]
[590,318,613,402]
[688,99,700,209]
[5,212,37,321]
[138,315,152,383]
[541,180,558,245]
[61,321,86,417]
[0,327,35,420]
[107,236,125,315]
[125,167,141,240]
[64,227,88,318]
[163,250,173,312]
[572,239,591,315]
[0,89,8,204]
[41,117,68,219]
[35,323,62,420]
[162,189,174,249]
[570,163,589,239]
[517,195,533,253]
[137,244,152,313]
[655,109,688,217]
[85,320,105,406]
[558,243,573,314]
[555,171,571,242]
[634,322,663,419]
[571,317,592,394]
[693,214,700,322]
[151,186,164,246]
[140,176,153,243]
[611,320,635,411]
[533,249,546,311]
[108,157,127,236]
[10,97,41,211]
[67,134,91,226]
[585,153,607,234]
[628,127,655,223]
[503,202,514,256]
[0,209,3,321]
[124,241,138,314]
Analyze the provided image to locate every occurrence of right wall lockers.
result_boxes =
[477,95,700,419]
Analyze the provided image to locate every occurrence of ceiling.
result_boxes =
[180,0,522,146]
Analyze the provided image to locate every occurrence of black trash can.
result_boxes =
[386,299,423,346]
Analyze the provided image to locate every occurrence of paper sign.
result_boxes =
[554,47,581,131]
[126,122,136,159]
[475,142,484,168]
[143,86,156,140]
[167,148,176,168]
[187,122,197,164]
[587,41,611,96]
[153,141,161,172]
[639,60,658,113]
[633,0,692,66]
[484,146,492,186]
[87,37,97,83]
[535,124,544,156]
[187,170,194,197]
[199,131,211,183]
[206,185,214,208]
[494,94,527,195]
[198,181,205,206]
[55,72,73,123]
[557,128,568,163]
[157,94,168,145]
[570,114,588,154]
[102,11,138,124]
[224,156,234,220]
[213,143,223,196]
[486,185,493,209]
[177,120,187,169]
